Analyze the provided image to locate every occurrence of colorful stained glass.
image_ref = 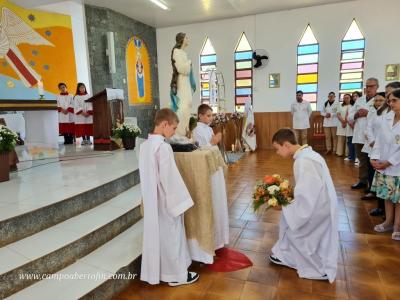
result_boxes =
[297,24,319,109]
[234,32,253,111]
[236,79,252,87]
[200,55,217,64]
[236,70,252,78]
[297,44,319,55]
[297,64,318,74]
[235,51,252,60]
[236,88,252,95]
[298,54,319,65]
[339,19,365,99]
[236,61,252,69]
[200,37,217,106]
[297,74,318,84]
[303,93,317,102]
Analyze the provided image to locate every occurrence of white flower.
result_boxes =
[267,185,280,194]
[267,197,278,207]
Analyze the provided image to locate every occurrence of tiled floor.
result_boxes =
[115,150,400,300]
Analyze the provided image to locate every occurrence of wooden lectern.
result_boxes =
[86,89,124,151]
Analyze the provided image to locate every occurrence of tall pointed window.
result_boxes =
[339,19,365,99]
[297,24,319,111]
[234,32,253,113]
[200,37,217,109]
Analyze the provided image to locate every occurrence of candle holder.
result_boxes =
[211,113,229,164]
[230,112,244,153]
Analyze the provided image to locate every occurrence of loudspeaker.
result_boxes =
[106,32,116,74]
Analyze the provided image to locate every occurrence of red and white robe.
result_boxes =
[57,92,75,134]
[74,93,93,137]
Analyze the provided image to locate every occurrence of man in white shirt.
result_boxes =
[348,78,378,190]
[291,91,312,145]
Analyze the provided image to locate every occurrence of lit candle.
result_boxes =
[38,80,44,97]
[231,144,235,152]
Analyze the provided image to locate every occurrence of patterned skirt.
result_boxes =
[371,172,400,203]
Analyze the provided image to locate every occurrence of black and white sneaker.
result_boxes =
[268,254,286,266]
[168,272,199,287]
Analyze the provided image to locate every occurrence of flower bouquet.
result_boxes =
[113,123,141,150]
[253,174,294,212]
[0,125,18,182]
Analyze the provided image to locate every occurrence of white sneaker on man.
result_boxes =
[344,157,350,161]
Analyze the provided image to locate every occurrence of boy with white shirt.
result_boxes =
[193,104,222,147]
[291,90,312,145]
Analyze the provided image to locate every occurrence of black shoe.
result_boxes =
[369,208,385,216]
[168,272,199,287]
[361,193,376,200]
[351,182,366,189]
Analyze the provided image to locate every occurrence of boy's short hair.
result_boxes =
[58,82,67,88]
[154,108,179,125]
[296,90,303,95]
[272,128,298,145]
[198,104,212,116]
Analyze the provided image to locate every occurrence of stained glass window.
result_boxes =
[297,24,319,111]
[200,37,217,109]
[234,32,253,113]
[339,19,365,99]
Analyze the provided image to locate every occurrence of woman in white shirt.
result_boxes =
[370,89,400,241]
[321,92,339,155]
[336,94,351,157]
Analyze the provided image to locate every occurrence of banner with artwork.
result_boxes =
[0,0,77,100]
[126,36,152,105]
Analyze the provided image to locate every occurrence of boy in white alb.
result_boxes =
[291,90,312,145]
[139,108,199,286]
[269,128,338,283]
[191,104,229,262]
[74,83,93,145]
[192,104,221,146]
[56,82,74,144]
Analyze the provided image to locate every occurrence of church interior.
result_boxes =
[0,0,400,299]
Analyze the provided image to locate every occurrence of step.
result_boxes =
[0,185,142,298]
[0,149,140,247]
[6,220,143,300]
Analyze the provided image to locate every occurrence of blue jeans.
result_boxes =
[347,137,355,161]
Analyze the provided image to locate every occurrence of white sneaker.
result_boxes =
[355,158,360,163]
[168,272,199,287]
[344,157,350,161]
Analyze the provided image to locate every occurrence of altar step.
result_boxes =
[0,185,143,299]
[6,220,143,300]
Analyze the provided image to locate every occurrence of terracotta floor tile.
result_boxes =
[207,277,245,299]
[344,266,381,285]
[239,281,277,300]
[247,266,280,286]
[278,268,313,294]
[312,280,349,299]
[346,282,386,300]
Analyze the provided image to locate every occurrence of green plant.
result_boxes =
[0,125,18,153]
[113,123,141,139]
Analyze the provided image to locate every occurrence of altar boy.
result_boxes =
[269,128,338,283]
[192,104,229,254]
[139,108,199,286]
[193,104,221,146]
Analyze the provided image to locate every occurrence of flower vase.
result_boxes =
[0,152,10,182]
[122,136,136,150]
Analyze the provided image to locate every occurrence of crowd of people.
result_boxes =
[292,78,400,241]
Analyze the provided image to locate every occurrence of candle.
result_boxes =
[38,80,44,96]
[231,144,235,152]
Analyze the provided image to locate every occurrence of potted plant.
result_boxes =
[0,125,18,182]
[113,123,141,150]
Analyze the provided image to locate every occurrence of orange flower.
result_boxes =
[263,175,276,185]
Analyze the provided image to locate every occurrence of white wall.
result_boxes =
[35,0,92,93]
[157,0,400,112]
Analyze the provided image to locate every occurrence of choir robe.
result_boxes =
[74,93,93,137]
[57,93,74,134]
[139,134,193,284]
[192,123,229,263]
[271,146,338,283]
